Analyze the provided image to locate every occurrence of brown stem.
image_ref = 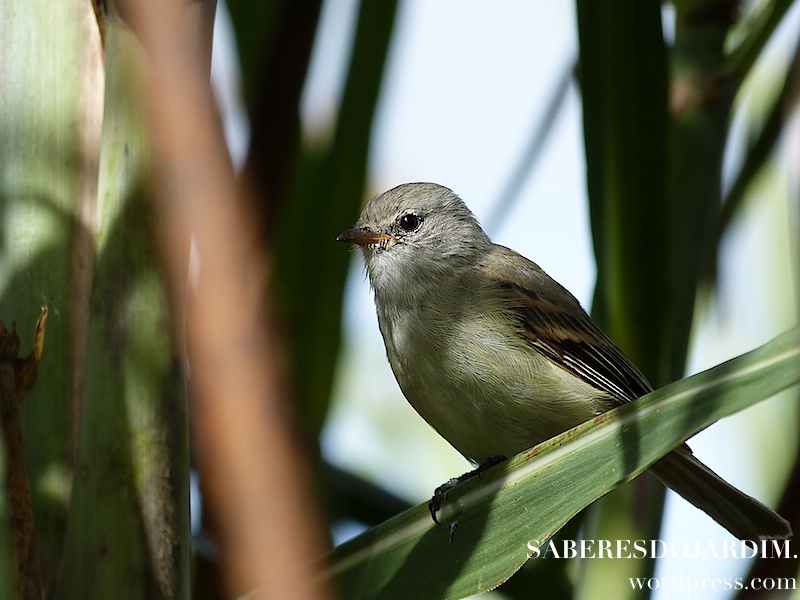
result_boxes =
[1,308,47,600]
[116,0,335,597]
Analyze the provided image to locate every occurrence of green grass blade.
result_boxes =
[575,2,670,593]
[327,326,800,600]
[576,0,668,381]
[276,0,400,435]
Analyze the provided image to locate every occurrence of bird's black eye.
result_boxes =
[398,213,422,232]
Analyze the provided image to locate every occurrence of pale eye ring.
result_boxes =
[399,213,422,232]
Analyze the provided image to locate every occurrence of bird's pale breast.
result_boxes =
[377,291,608,463]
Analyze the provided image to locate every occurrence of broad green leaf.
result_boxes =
[56,10,190,599]
[327,326,800,600]
[0,0,103,587]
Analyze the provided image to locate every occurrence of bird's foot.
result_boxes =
[428,455,507,524]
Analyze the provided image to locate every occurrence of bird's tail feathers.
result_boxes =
[649,448,792,542]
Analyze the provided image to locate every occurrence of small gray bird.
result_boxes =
[337,182,791,541]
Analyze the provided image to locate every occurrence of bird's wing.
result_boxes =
[484,245,653,405]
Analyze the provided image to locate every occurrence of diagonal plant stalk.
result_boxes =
[725,0,797,86]
[708,31,800,284]
[485,58,576,236]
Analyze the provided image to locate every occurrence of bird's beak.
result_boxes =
[335,228,397,247]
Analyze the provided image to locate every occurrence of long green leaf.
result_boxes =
[577,0,668,382]
[0,0,103,588]
[327,327,800,600]
[725,0,797,85]
[276,0,400,435]
[575,3,670,593]
[56,10,190,598]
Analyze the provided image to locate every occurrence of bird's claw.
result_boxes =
[428,456,507,525]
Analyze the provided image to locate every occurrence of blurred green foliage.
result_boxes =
[0,0,797,598]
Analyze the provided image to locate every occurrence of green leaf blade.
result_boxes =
[328,327,800,600]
